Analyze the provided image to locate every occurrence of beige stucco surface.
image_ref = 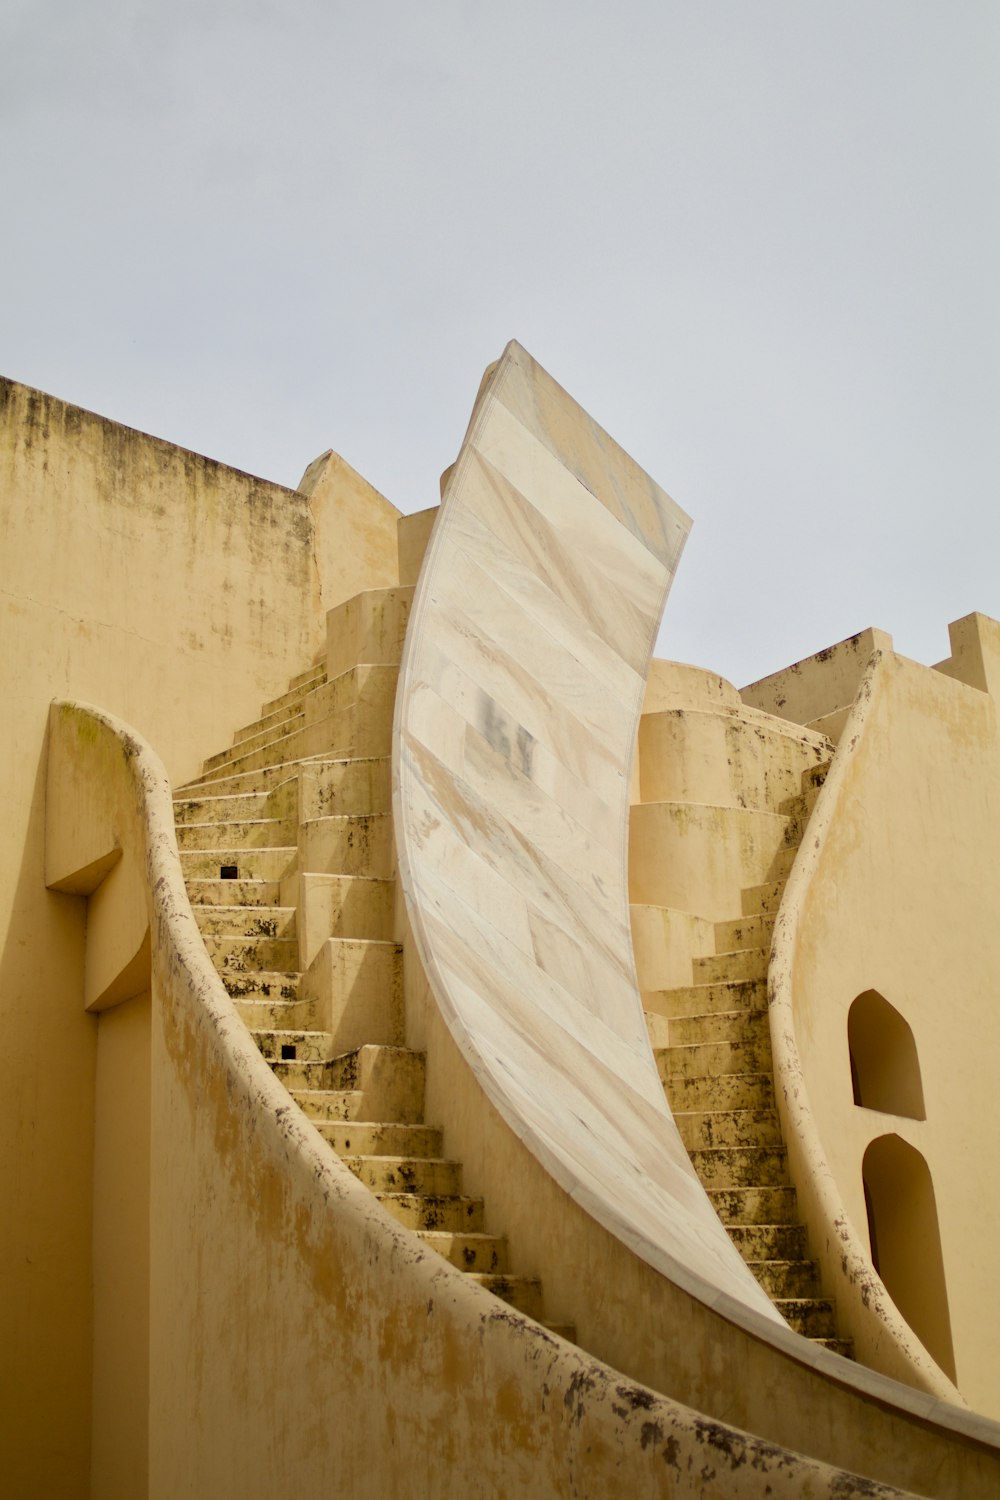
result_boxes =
[771,635,1000,1420]
[0,377,389,1495]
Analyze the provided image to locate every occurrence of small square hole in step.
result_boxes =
[281,1044,297,1060]
[221,865,238,879]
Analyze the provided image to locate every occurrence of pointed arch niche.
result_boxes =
[862,1134,956,1381]
[848,989,926,1119]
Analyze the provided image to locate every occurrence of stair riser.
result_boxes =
[376,1194,484,1233]
[644,979,766,1020]
[656,1039,772,1081]
[204,936,299,972]
[261,668,326,716]
[314,1123,443,1157]
[727,1224,809,1262]
[471,1274,543,1319]
[204,716,305,771]
[688,1147,789,1190]
[417,1231,509,1274]
[664,1073,776,1112]
[662,1011,770,1049]
[176,819,296,851]
[194,907,296,939]
[233,1000,319,1031]
[713,914,775,953]
[181,848,297,882]
[255,1031,331,1064]
[343,1157,461,1195]
[223,972,299,1004]
[187,879,283,908]
[740,881,785,917]
[693,949,769,985]
[194,706,393,785]
[708,1187,799,1225]
[776,1300,837,1339]
[747,1261,824,1299]
[674,1110,783,1150]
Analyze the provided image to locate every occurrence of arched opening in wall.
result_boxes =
[862,1134,956,1381]
[848,990,925,1119]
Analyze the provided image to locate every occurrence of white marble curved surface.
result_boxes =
[393,341,782,1322]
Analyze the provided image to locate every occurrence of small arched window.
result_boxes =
[848,990,925,1119]
[862,1134,955,1380]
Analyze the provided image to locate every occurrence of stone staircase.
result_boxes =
[643,762,853,1355]
[174,572,571,1337]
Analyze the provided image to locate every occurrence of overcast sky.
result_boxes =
[2,2,997,686]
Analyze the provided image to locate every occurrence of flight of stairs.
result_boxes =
[173,578,571,1337]
[643,762,853,1355]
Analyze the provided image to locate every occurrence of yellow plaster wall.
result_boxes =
[0,376,383,1494]
[782,642,1000,1418]
[91,992,151,1500]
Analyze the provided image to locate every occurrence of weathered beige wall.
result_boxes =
[91,992,151,1500]
[0,376,376,1495]
[777,636,1000,1418]
[50,698,937,1500]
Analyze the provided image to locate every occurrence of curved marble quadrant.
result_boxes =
[393,341,782,1322]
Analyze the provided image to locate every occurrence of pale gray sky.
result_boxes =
[2,2,997,686]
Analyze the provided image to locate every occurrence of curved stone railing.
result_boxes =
[48,698,925,1497]
[768,650,964,1403]
[393,340,789,1324]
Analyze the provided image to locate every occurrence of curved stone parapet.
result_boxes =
[393,341,782,1322]
[768,651,968,1404]
[45,698,938,1498]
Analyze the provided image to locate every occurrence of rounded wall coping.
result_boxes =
[767,649,966,1406]
[44,695,939,1497]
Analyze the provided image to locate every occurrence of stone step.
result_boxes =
[298,814,394,879]
[203,934,299,972]
[740,880,786,918]
[813,1337,854,1360]
[192,705,392,786]
[692,948,769,985]
[688,1145,788,1190]
[232,997,319,1031]
[290,1087,372,1124]
[287,1045,425,1119]
[376,1193,485,1233]
[417,1230,509,1274]
[802,761,831,794]
[654,1009,770,1050]
[655,1037,772,1082]
[302,663,399,726]
[261,664,326,716]
[644,978,767,1021]
[342,1155,462,1195]
[186,878,283,907]
[775,1299,838,1340]
[713,913,775,954]
[726,1223,809,1263]
[312,1121,443,1158]
[746,1259,823,1300]
[233,698,314,745]
[673,1108,783,1150]
[222,970,300,1004]
[176,818,296,851]
[297,875,394,958]
[707,1186,799,1226]
[767,844,799,883]
[174,789,271,825]
[180,847,297,883]
[469,1274,543,1320]
[193,905,296,939]
[664,1071,776,1113]
[178,761,308,799]
[204,715,306,773]
[252,1029,331,1064]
